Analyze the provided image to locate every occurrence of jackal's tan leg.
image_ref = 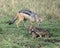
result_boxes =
[30,21,34,29]
[22,21,27,28]
[16,13,24,28]
[32,32,36,38]
[16,19,22,28]
[40,35,42,38]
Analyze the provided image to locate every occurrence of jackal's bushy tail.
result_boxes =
[9,16,17,25]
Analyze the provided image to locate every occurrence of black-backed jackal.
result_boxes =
[8,10,42,28]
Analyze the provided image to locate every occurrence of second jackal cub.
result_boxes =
[28,26,50,38]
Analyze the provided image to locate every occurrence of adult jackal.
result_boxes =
[8,10,42,28]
